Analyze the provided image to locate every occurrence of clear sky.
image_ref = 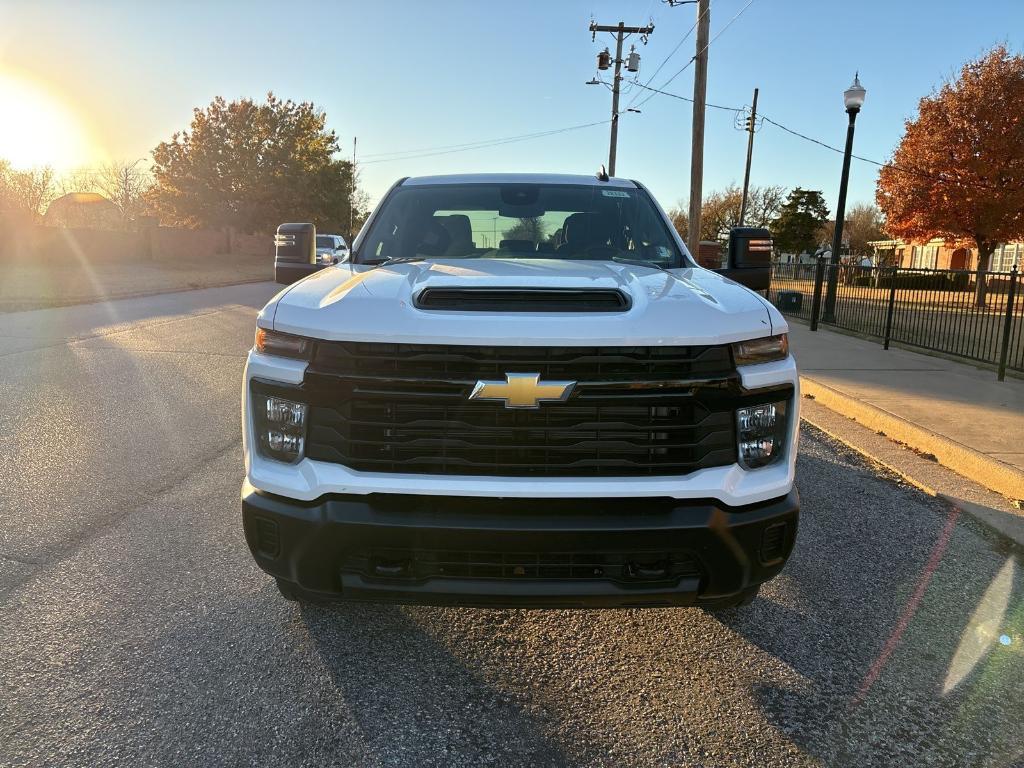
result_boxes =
[0,0,1020,216]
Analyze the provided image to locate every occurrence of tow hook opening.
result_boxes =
[624,560,670,581]
[371,558,411,579]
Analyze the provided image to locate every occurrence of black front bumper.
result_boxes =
[242,483,799,608]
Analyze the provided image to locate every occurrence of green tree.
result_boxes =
[772,188,829,255]
[149,93,356,233]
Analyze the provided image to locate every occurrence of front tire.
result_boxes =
[275,578,301,602]
[699,585,760,612]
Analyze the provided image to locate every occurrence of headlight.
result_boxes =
[736,400,789,469]
[733,334,788,366]
[254,328,312,360]
[253,392,308,463]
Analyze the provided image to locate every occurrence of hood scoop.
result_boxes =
[414,287,631,312]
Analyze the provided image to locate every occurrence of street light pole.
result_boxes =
[822,74,866,324]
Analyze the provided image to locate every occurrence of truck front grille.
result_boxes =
[296,342,740,477]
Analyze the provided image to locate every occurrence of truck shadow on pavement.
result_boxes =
[300,600,573,767]
[298,438,1022,767]
[718,446,1024,767]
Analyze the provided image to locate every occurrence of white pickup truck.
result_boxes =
[242,173,799,609]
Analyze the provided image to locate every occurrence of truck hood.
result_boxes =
[266,258,775,346]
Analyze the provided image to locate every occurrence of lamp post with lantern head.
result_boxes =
[822,74,867,323]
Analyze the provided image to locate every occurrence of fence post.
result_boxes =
[997,265,1018,381]
[883,266,898,350]
[809,256,825,332]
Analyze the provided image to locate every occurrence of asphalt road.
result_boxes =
[1,283,1021,768]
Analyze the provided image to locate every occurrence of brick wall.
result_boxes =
[0,221,271,264]
[695,240,724,269]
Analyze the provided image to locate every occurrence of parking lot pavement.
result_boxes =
[1,286,1021,767]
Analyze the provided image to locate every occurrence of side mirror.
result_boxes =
[274,222,318,284]
[715,227,772,290]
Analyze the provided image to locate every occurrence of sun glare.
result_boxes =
[0,71,96,170]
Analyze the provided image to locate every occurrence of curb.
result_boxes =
[799,398,1024,548]
[800,376,1024,502]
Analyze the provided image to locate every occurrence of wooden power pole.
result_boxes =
[686,0,710,256]
[589,20,654,177]
[349,136,357,239]
[739,87,759,226]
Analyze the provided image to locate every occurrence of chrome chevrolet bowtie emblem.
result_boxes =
[469,373,576,409]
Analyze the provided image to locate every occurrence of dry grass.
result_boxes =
[0,252,273,312]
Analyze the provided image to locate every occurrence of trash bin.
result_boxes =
[777,291,803,313]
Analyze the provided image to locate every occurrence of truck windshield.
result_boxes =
[316,236,334,248]
[357,183,687,267]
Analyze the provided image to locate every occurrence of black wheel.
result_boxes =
[275,578,301,602]
[699,585,760,612]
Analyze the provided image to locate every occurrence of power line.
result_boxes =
[360,122,606,159]
[358,120,611,165]
[757,116,1020,192]
[629,81,743,112]
[630,3,708,110]
[630,77,1015,193]
[633,0,758,111]
[624,5,703,110]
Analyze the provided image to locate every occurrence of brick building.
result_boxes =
[867,237,1022,273]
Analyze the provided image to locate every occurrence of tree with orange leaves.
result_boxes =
[876,46,1024,305]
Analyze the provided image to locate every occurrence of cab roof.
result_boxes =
[401,173,638,188]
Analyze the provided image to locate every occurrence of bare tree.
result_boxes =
[667,201,689,241]
[93,160,153,225]
[54,168,98,197]
[745,185,786,230]
[818,202,886,257]
[0,160,57,221]
[670,185,786,243]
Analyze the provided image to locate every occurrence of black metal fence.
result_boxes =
[767,260,1022,380]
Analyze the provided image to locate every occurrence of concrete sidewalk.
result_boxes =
[788,322,1024,501]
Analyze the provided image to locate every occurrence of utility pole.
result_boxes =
[738,87,759,226]
[589,20,654,176]
[686,0,710,257]
[349,136,357,239]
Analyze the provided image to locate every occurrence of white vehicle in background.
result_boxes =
[316,234,349,265]
[245,172,798,610]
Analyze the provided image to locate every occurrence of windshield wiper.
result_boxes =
[611,257,672,272]
[370,255,430,269]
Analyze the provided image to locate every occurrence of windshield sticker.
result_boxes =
[601,190,631,198]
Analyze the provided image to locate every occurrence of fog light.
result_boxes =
[738,403,777,432]
[266,430,302,454]
[737,400,788,469]
[254,390,307,464]
[266,397,307,427]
